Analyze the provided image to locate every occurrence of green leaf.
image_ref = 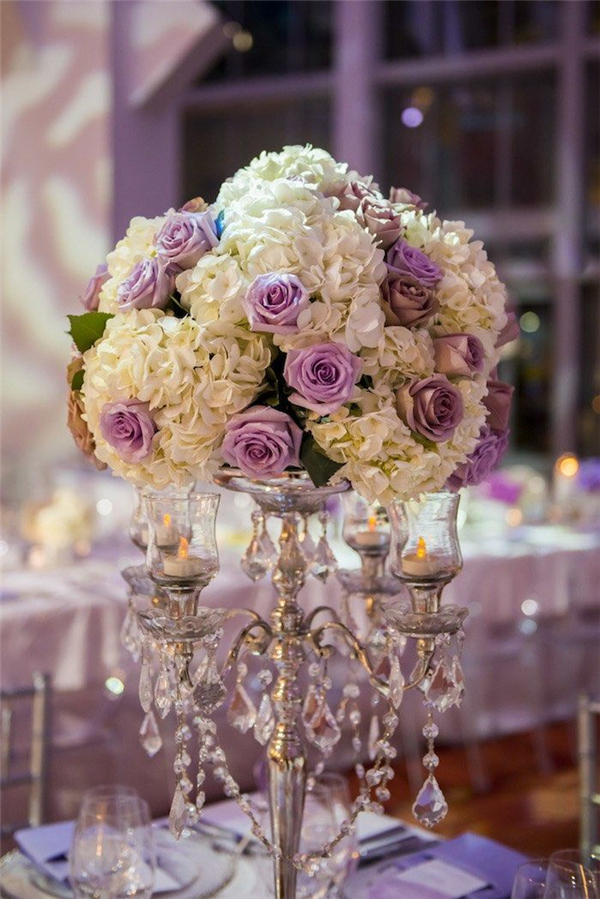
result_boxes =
[300,434,344,488]
[67,312,114,354]
[71,369,84,391]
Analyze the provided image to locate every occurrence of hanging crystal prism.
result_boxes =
[388,654,405,709]
[120,606,140,659]
[228,681,257,733]
[138,657,153,714]
[139,710,162,757]
[154,667,172,719]
[254,694,274,745]
[258,519,277,569]
[299,518,316,563]
[310,510,338,580]
[425,659,458,713]
[306,699,341,754]
[412,775,448,828]
[302,683,322,728]
[240,510,271,581]
[368,713,380,761]
[169,786,188,838]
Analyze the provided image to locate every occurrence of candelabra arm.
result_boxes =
[304,605,342,631]
[222,618,274,679]
[307,620,390,698]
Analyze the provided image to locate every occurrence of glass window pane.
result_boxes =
[381,74,555,211]
[202,0,332,82]
[579,283,600,455]
[182,97,331,203]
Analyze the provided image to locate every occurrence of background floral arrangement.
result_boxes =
[67,145,517,503]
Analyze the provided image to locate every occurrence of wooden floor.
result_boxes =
[378,720,583,855]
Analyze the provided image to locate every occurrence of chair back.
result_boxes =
[578,693,600,859]
[0,672,51,837]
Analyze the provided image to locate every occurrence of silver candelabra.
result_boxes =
[121,472,467,899]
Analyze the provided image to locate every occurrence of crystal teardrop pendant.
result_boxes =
[302,683,322,728]
[138,661,153,714]
[139,710,162,757]
[310,536,338,581]
[307,699,341,753]
[154,669,172,719]
[169,787,188,838]
[425,660,456,713]
[368,713,380,761]
[228,681,257,733]
[254,694,274,745]
[120,608,140,658]
[389,654,405,709]
[412,775,448,828]
[240,536,271,581]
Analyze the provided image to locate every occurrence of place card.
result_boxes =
[369,858,489,899]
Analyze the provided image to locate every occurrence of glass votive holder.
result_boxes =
[128,484,194,552]
[146,492,220,590]
[388,492,462,584]
[342,493,390,557]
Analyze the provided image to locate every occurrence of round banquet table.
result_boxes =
[1,495,599,823]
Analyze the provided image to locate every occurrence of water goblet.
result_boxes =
[544,852,599,898]
[69,786,155,899]
[511,859,550,899]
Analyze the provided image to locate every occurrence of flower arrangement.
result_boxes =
[67,145,516,503]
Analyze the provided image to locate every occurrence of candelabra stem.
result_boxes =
[267,512,309,899]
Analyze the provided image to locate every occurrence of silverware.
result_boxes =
[358,835,436,867]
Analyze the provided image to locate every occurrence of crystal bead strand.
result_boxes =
[169,657,195,837]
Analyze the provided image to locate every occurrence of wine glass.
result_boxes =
[69,786,155,899]
[544,851,599,898]
[511,859,550,899]
[297,777,357,899]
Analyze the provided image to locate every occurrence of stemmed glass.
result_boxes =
[545,850,600,898]
[511,860,550,899]
[69,786,155,898]
[297,776,357,899]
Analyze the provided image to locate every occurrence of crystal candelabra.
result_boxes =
[121,475,468,899]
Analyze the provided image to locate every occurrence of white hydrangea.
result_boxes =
[98,214,168,314]
[216,144,366,206]
[81,311,271,487]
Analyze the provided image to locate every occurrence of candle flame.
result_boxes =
[368,515,377,532]
[177,536,189,559]
[416,536,427,559]
[163,513,171,527]
[556,453,579,478]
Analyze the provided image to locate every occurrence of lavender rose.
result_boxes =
[99,399,157,463]
[389,187,428,210]
[222,406,302,478]
[382,274,437,327]
[387,239,443,287]
[433,333,485,376]
[155,211,218,271]
[80,264,109,311]
[484,379,513,432]
[355,198,402,250]
[242,273,310,334]
[284,342,362,415]
[396,376,464,442]
[117,257,175,311]
[495,311,520,348]
[447,425,509,490]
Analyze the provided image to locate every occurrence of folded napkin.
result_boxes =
[15,820,201,893]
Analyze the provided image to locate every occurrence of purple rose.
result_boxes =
[484,379,513,432]
[433,333,485,376]
[284,342,362,415]
[242,273,310,335]
[389,186,428,210]
[387,239,443,287]
[396,376,463,442]
[382,274,437,327]
[335,180,380,213]
[155,211,218,272]
[222,406,302,478]
[80,264,109,311]
[495,310,520,348]
[117,257,175,311]
[447,425,509,490]
[356,198,402,250]
[99,399,157,462]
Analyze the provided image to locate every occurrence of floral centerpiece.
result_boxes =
[67,145,516,501]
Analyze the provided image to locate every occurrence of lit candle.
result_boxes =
[154,513,178,548]
[163,536,203,578]
[354,514,390,549]
[553,453,579,507]
[401,536,442,577]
